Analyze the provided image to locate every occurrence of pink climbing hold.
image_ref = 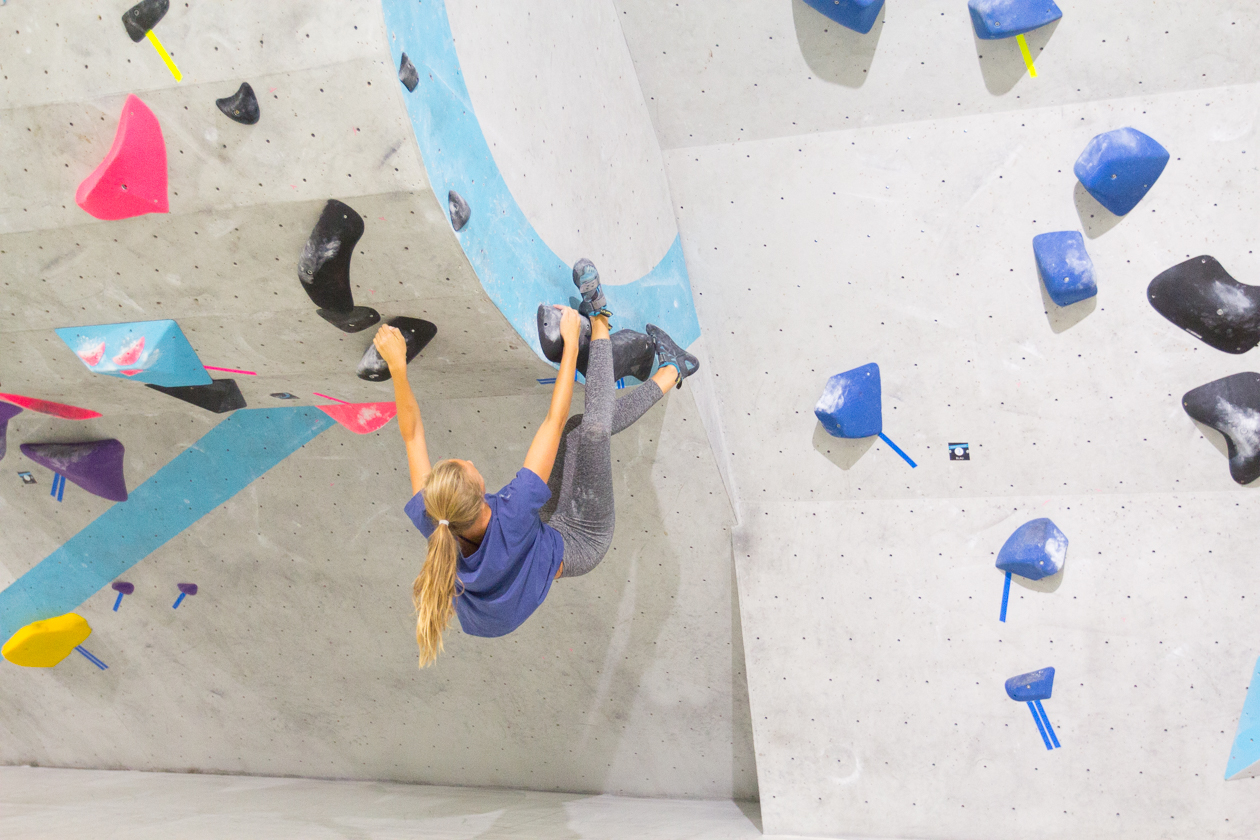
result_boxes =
[75,94,169,221]
[316,402,398,435]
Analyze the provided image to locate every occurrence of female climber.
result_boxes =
[375,259,699,667]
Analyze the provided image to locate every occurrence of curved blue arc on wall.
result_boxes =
[380,0,701,361]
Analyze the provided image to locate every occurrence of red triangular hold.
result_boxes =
[75,94,169,221]
[0,393,102,420]
[316,402,397,435]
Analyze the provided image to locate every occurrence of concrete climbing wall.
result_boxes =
[0,1,754,800]
[615,0,1260,837]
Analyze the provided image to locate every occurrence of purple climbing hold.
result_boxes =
[177,583,198,596]
[0,402,22,461]
[19,440,128,502]
[111,581,135,595]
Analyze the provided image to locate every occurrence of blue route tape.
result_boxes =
[1028,701,1053,750]
[112,592,123,612]
[1000,570,1012,623]
[1035,700,1061,749]
[172,592,186,610]
[877,432,917,468]
[75,645,108,670]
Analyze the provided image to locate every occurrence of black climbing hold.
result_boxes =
[1148,256,1260,355]
[317,306,380,333]
[146,379,247,414]
[1183,372,1260,485]
[216,82,261,125]
[357,317,438,381]
[536,305,657,383]
[298,199,374,331]
[399,53,419,93]
[122,0,169,42]
[449,191,471,232]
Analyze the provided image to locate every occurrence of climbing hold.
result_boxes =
[1226,655,1260,780]
[216,82,261,125]
[1148,256,1260,355]
[1033,231,1097,307]
[1074,127,1170,216]
[536,305,657,383]
[56,319,211,388]
[111,581,134,612]
[298,200,380,332]
[20,440,128,502]
[121,0,168,42]
[271,393,297,400]
[1183,373,1260,485]
[815,363,882,439]
[0,402,21,462]
[75,94,169,221]
[173,582,197,609]
[2,613,92,668]
[801,0,885,34]
[1006,667,1055,701]
[967,0,1062,39]
[357,316,438,381]
[996,518,1067,580]
[0,393,102,420]
[317,402,398,435]
[318,307,381,332]
[146,379,247,414]
[399,52,420,92]
[449,190,471,232]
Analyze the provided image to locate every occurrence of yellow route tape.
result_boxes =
[146,30,182,82]
[1016,33,1038,79]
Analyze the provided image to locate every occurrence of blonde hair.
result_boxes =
[415,460,484,667]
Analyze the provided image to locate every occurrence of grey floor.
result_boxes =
[0,766,772,840]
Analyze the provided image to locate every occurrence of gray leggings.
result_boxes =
[541,337,663,577]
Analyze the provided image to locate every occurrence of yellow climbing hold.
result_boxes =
[2,613,92,668]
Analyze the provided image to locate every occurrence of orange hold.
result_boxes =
[75,94,169,221]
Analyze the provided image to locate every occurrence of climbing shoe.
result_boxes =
[645,324,699,389]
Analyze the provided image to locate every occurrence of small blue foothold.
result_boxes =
[1034,231,1097,307]
[801,0,885,34]
[996,518,1067,581]
[815,363,882,439]
[1006,667,1055,702]
[1074,127,1170,216]
[968,0,1062,40]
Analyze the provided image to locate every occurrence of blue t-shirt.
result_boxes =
[403,468,564,638]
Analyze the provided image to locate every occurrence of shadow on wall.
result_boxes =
[973,19,1060,96]
[792,0,885,88]
[1035,264,1096,333]
[1074,181,1125,239]
[812,421,875,469]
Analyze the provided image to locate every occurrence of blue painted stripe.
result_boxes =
[112,592,123,612]
[172,592,186,610]
[877,432,917,468]
[0,408,334,643]
[1000,570,1012,623]
[1035,700,1061,748]
[75,645,107,670]
[380,0,702,361]
[1028,701,1053,750]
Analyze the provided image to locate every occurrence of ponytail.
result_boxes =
[414,460,483,667]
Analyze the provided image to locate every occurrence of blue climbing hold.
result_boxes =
[1006,667,1055,702]
[1226,655,1260,780]
[801,0,885,34]
[968,0,1062,39]
[1033,231,1097,307]
[815,363,882,439]
[1074,127,1170,216]
[996,518,1067,580]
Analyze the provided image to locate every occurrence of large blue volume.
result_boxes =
[1034,232,1097,307]
[801,0,885,34]
[1074,127,1170,216]
[996,518,1067,580]
[815,363,882,438]
[1226,655,1260,780]
[968,0,1062,39]
[0,408,334,644]
[1006,668,1055,702]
